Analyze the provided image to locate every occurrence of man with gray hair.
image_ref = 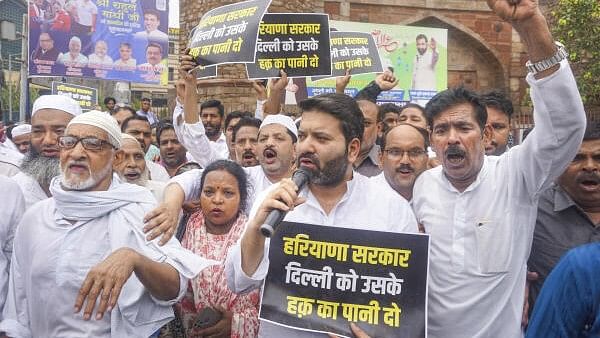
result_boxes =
[113,133,165,202]
[13,95,82,209]
[0,111,213,337]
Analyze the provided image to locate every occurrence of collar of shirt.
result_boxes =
[355,144,380,168]
[216,132,227,144]
[553,184,578,212]
[437,155,489,194]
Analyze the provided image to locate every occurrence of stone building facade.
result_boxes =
[179,0,535,126]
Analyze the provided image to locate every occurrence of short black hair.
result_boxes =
[378,103,401,122]
[156,121,175,145]
[480,90,514,120]
[425,86,487,131]
[144,9,160,20]
[298,93,364,145]
[146,42,163,55]
[583,120,600,141]
[400,103,426,119]
[381,123,429,150]
[416,34,428,42]
[200,159,249,213]
[232,117,261,143]
[104,97,116,105]
[201,99,225,118]
[224,110,253,131]
[112,105,136,117]
[121,115,150,132]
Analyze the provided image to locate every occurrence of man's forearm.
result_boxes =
[133,251,180,300]
[183,79,200,124]
[240,221,266,277]
[263,89,282,116]
[514,14,559,79]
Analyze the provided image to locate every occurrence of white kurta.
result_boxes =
[0,143,22,177]
[412,60,586,338]
[0,177,25,319]
[146,160,170,182]
[172,103,229,167]
[11,172,48,210]
[225,172,419,337]
[0,175,213,338]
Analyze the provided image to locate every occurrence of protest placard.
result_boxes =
[187,0,271,67]
[306,21,447,104]
[51,82,98,110]
[29,0,170,84]
[245,13,331,79]
[312,31,382,82]
[260,221,429,338]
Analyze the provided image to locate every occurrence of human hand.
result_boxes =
[486,0,541,22]
[178,48,198,83]
[375,70,398,91]
[252,80,268,100]
[336,68,352,94]
[248,179,306,233]
[193,307,233,338]
[328,323,371,338]
[74,248,139,321]
[522,270,539,328]
[269,69,288,92]
[143,203,179,245]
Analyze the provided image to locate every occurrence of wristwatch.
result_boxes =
[525,41,568,74]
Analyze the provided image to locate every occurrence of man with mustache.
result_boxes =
[143,114,299,245]
[527,121,600,316]
[12,95,82,209]
[10,124,32,154]
[114,133,166,202]
[0,111,212,337]
[411,1,587,337]
[232,117,261,167]
[481,90,514,156]
[373,123,429,202]
[353,99,382,177]
[224,93,417,337]
[156,123,188,178]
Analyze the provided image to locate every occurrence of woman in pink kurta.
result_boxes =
[174,160,260,338]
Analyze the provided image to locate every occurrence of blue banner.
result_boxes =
[29,0,169,84]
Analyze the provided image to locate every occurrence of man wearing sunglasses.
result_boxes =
[0,110,212,337]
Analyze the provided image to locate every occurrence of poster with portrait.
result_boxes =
[306,21,447,104]
[28,0,170,84]
[260,221,429,338]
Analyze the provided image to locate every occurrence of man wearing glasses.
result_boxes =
[373,123,429,202]
[0,111,211,337]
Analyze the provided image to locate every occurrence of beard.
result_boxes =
[298,150,349,187]
[20,147,61,187]
[117,166,149,186]
[61,160,114,191]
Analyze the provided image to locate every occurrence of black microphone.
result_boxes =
[260,167,313,237]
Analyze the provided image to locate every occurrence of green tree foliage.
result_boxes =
[551,0,600,107]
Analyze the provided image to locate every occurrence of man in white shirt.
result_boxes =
[231,117,261,167]
[10,124,32,154]
[0,177,25,318]
[372,123,429,202]
[135,97,158,125]
[121,115,170,182]
[57,36,88,67]
[0,120,22,176]
[73,0,97,50]
[113,42,137,70]
[13,95,82,209]
[411,34,438,92]
[133,9,168,44]
[411,2,587,337]
[114,134,166,202]
[0,111,211,337]
[226,93,418,337]
[87,40,113,68]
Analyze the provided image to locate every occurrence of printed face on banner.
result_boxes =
[187,0,272,67]
[261,222,429,338]
[245,13,332,80]
[28,0,170,84]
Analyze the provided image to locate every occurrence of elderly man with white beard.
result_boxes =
[113,133,166,202]
[12,95,82,209]
[0,111,213,338]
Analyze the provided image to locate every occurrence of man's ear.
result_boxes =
[347,138,361,165]
[113,149,124,167]
[377,121,384,138]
